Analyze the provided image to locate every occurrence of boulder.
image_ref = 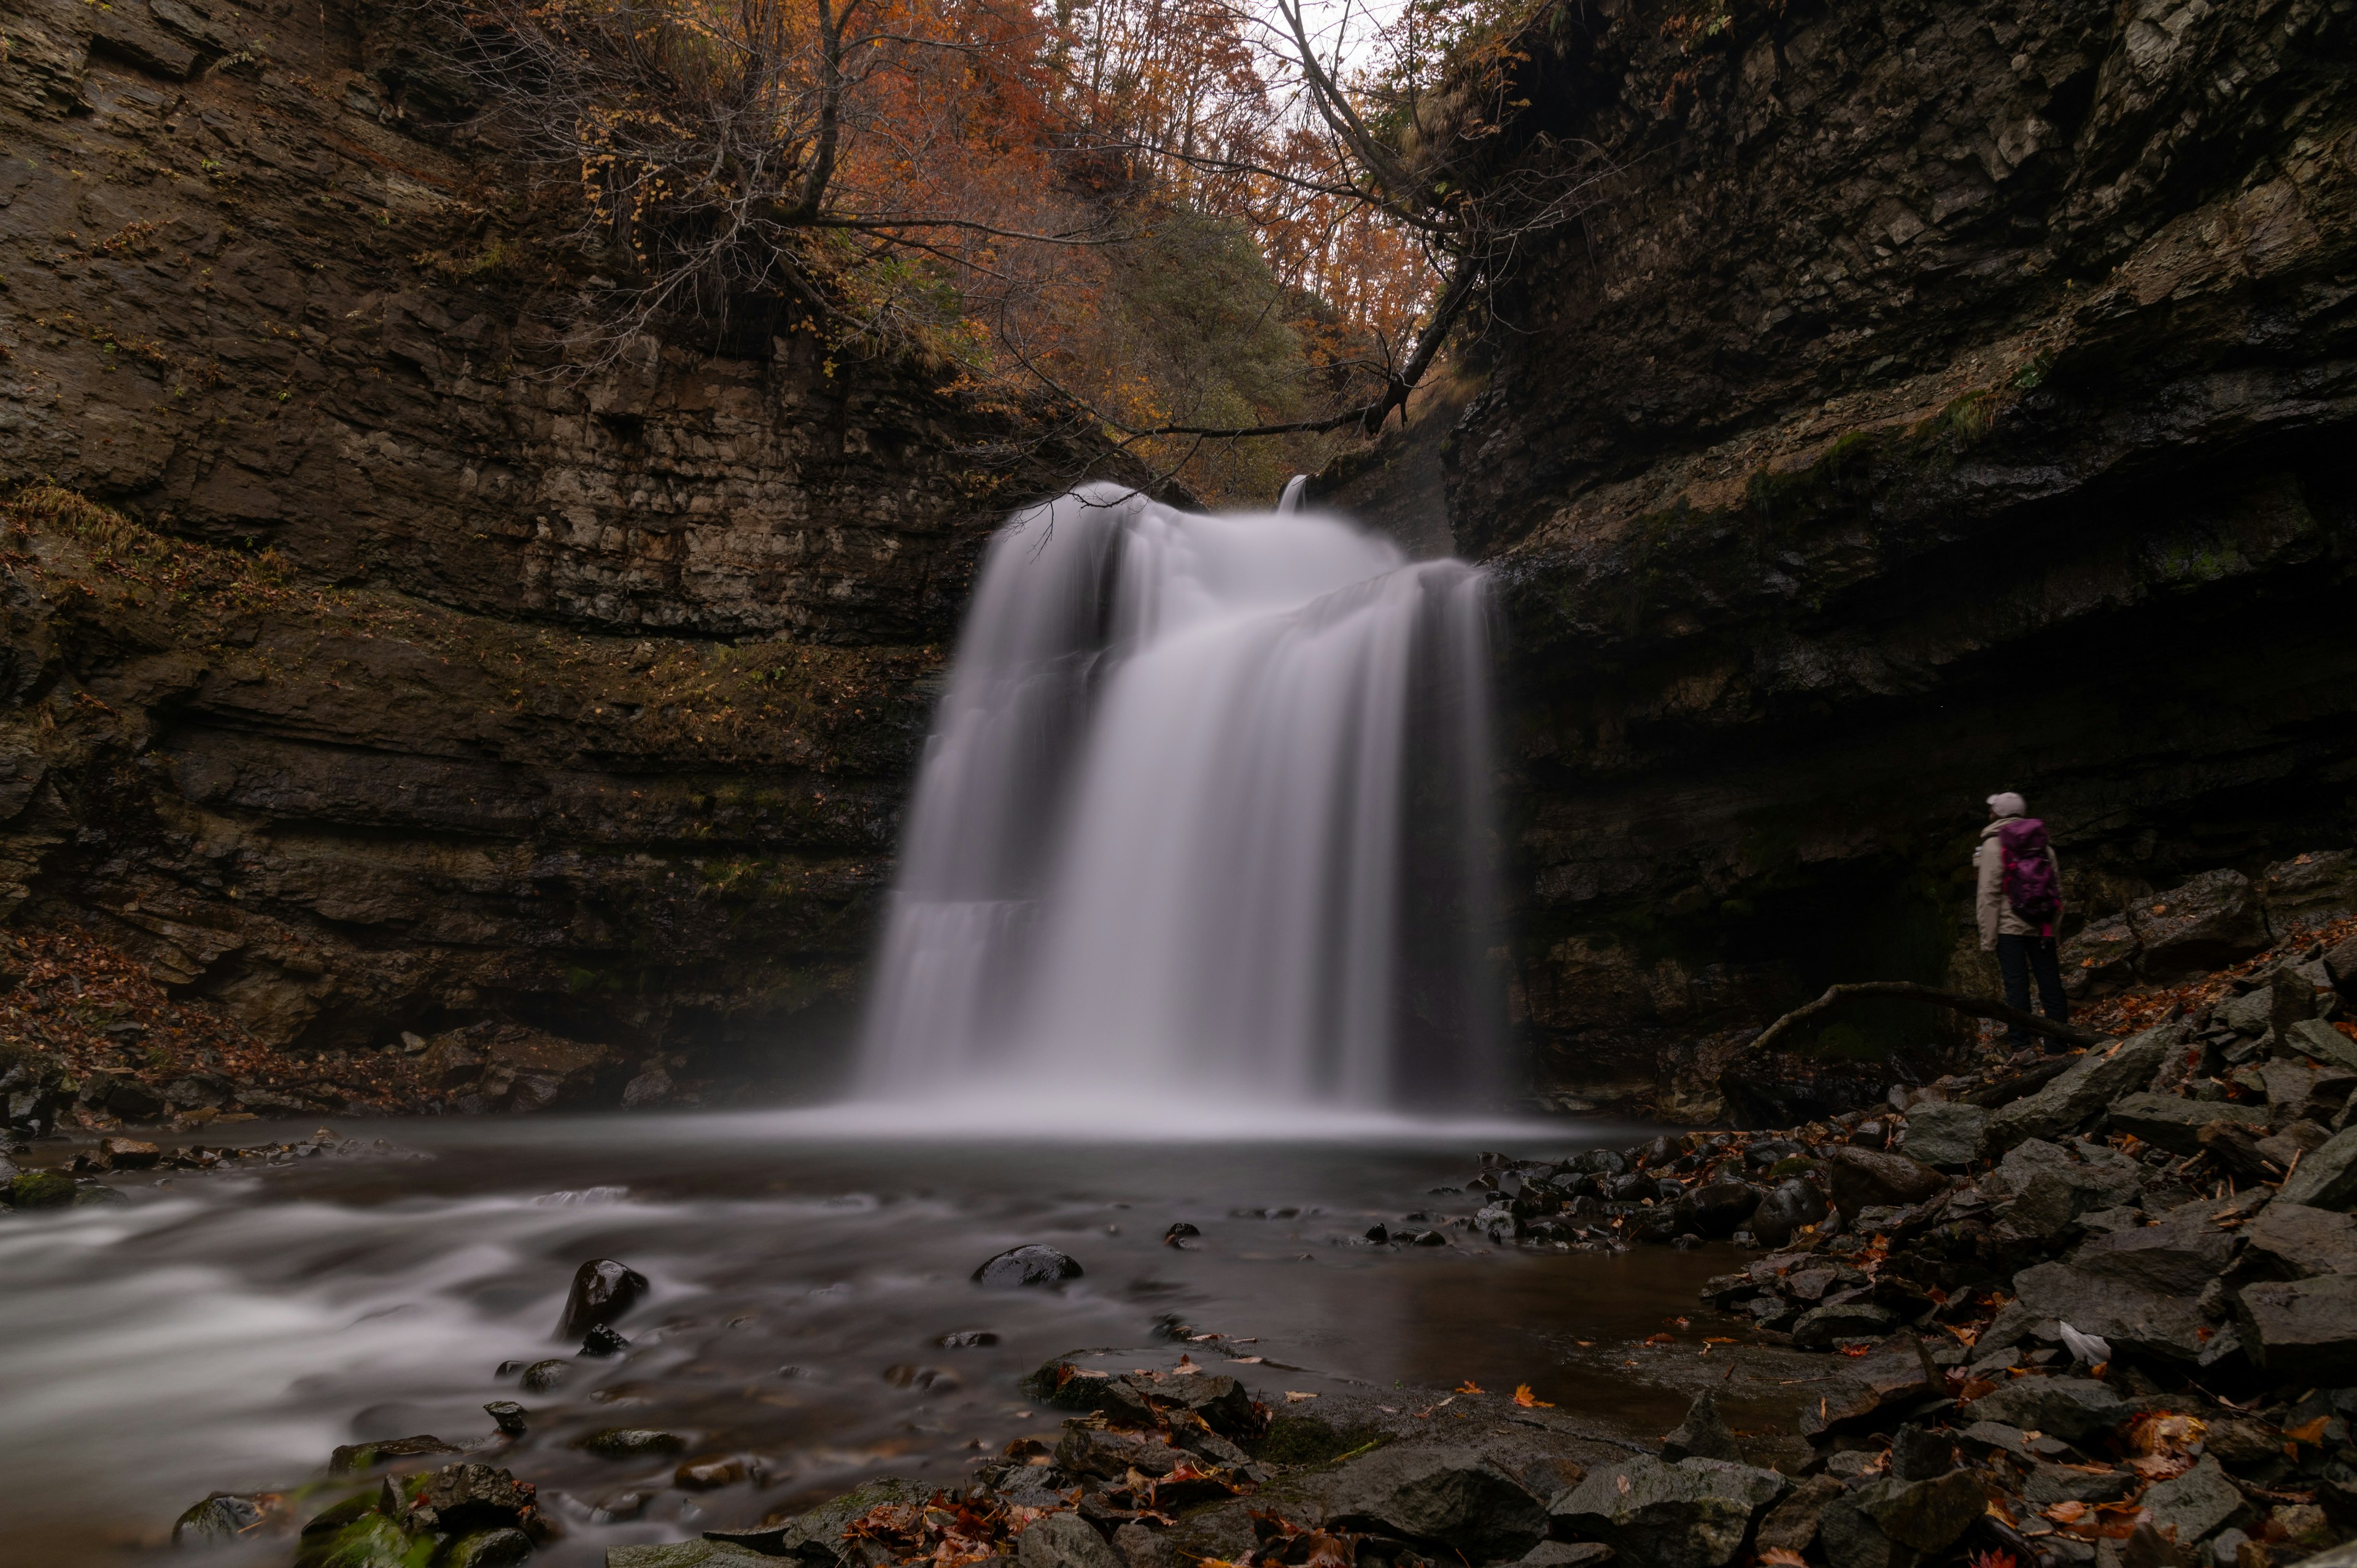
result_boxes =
[2234,1275,2357,1381]
[559,1259,650,1338]
[2278,1127,2357,1211]
[975,1245,1084,1287]
[2135,871,2270,979]
[1662,1393,1741,1463]
[2243,1203,2357,1278]
[1549,1457,1789,1568]
[1897,1102,1987,1170]
[2215,990,2274,1037]
[2108,1094,2267,1154]
[2142,1456,2249,1545]
[1747,1177,1829,1248]
[1318,1443,1547,1559]
[1960,1377,2129,1442]
[1018,1512,1124,1568]
[519,1360,571,1393]
[1985,1029,2175,1153]
[1824,1147,1947,1221]
[1989,1139,2143,1238]
[1687,1181,1761,1237]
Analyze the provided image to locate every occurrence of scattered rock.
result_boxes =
[2107,1094,2267,1154]
[1960,1377,2129,1442]
[558,1258,649,1338]
[1549,1456,1789,1568]
[1018,1512,1124,1568]
[1523,1546,1615,1568]
[1792,1302,1898,1348]
[2142,1456,2250,1545]
[579,1324,630,1358]
[2234,1275,2357,1380]
[484,1401,527,1437]
[613,1544,775,1568]
[2243,1203,2357,1278]
[1896,1101,1986,1169]
[1822,1146,1946,1221]
[411,1462,536,1534]
[1757,1474,1846,1554]
[937,1330,1000,1348]
[974,1245,1084,1287]
[1986,1030,2175,1151]
[2279,1126,2357,1210]
[1662,1393,1741,1463]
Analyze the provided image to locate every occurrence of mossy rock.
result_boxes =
[295,1512,433,1568]
[6,1170,76,1208]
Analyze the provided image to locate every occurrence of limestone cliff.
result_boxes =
[0,0,1104,1103]
[1436,0,2357,1114]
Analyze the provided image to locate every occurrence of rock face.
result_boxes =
[1417,0,2357,1103]
[0,0,1112,1096]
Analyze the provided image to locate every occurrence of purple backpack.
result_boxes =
[1999,818,2062,930]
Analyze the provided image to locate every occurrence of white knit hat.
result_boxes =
[1987,791,2027,818]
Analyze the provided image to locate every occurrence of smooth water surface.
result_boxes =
[0,1110,1732,1567]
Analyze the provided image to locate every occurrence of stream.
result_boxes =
[0,1108,1738,1567]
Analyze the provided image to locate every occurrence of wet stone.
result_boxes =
[442,1529,533,1568]
[519,1359,572,1392]
[579,1323,631,1357]
[975,1245,1085,1287]
[1897,1101,1987,1170]
[938,1330,1000,1348]
[580,1427,687,1459]
[674,1453,749,1489]
[484,1400,527,1435]
[2143,1457,2249,1545]
[1961,1377,2129,1442]
[559,1257,649,1338]
[1522,1547,1615,1568]
[328,1434,460,1474]
[172,1491,282,1546]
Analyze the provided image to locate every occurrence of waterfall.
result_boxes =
[857,482,1501,1111]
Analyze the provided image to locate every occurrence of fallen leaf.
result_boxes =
[1512,1385,1554,1409]
[1455,1380,1483,1394]
[1703,1337,1735,1345]
[1838,1345,1871,1358]
[1616,1475,1631,1496]
[1226,1356,1265,1365]
[1761,1551,1808,1567]
[1283,1391,1318,1402]
[2286,1416,2329,1445]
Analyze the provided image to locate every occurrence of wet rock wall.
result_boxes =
[1438,0,2357,1110]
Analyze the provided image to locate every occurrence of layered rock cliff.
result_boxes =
[1438,0,2357,1113]
[0,0,1104,1105]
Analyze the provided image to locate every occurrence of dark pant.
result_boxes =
[1996,932,2070,1047]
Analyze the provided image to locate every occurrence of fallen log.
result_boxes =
[1744,981,2108,1058]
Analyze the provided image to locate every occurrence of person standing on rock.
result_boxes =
[1976,791,2070,1050]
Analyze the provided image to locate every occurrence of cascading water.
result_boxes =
[858,482,1501,1112]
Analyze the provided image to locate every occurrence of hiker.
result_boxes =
[1976,791,2069,1049]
